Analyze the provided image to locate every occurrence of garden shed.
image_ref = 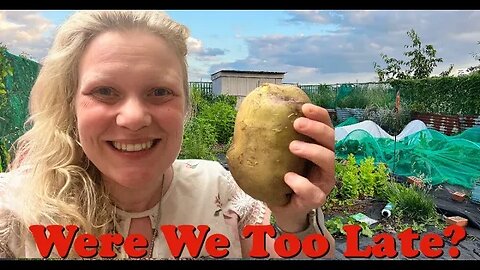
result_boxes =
[211,70,286,107]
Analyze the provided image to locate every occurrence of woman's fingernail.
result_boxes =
[295,118,305,130]
[290,141,301,151]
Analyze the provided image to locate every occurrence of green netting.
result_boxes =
[335,127,480,189]
[335,117,358,127]
[335,84,354,105]
[0,51,40,170]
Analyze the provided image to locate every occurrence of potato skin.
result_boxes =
[226,83,312,206]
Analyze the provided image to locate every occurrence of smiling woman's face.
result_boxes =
[75,29,186,190]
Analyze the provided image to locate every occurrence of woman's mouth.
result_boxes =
[109,139,160,152]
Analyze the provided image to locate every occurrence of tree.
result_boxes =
[467,41,480,74]
[374,29,450,81]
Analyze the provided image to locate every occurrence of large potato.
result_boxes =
[226,83,312,206]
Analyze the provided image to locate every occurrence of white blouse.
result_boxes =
[0,159,267,259]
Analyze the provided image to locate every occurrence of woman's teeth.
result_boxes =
[112,140,154,152]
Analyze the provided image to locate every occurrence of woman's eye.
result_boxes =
[89,87,119,103]
[150,88,170,97]
[94,87,115,96]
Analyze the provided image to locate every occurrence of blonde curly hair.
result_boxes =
[1,10,190,257]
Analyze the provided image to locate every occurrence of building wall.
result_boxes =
[211,71,285,108]
[212,72,284,96]
[223,76,283,96]
[212,79,222,95]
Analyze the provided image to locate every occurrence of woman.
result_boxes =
[0,10,335,259]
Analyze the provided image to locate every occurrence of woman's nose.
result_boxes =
[116,99,152,131]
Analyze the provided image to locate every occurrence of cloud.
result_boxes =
[187,37,203,54]
[3,11,480,84]
[285,11,332,24]
[187,64,211,81]
[0,11,54,62]
[209,33,380,83]
[211,10,480,84]
[0,13,22,31]
[200,48,225,57]
[187,36,226,61]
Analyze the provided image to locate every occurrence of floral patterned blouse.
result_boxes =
[0,159,267,259]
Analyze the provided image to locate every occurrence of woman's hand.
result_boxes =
[268,103,335,232]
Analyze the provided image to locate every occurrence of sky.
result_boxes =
[1,10,479,84]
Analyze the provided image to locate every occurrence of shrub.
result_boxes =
[197,101,236,145]
[384,181,439,227]
[179,118,217,161]
[390,75,480,115]
[0,140,10,172]
[358,157,376,198]
[336,86,369,109]
[337,154,360,200]
[327,155,393,211]
[307,84,336,109]
[373,162,390,199]
[214,94,237,108]
[362,105,411,135]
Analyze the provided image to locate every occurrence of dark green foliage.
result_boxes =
[391,74,480,115]
[179,118,217,161]
[214,94,237,108]
[0,49,40,153]
[0,139,9,172]
[181,86,237,160]
[1,47,12,172]
[304,84,336,109]
[383,181,441,232]
[336,86,370,109]
[197,101,236,145]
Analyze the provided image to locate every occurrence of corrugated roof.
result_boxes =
[211,70,286,76]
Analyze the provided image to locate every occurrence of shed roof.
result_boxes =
[211,69,286,77]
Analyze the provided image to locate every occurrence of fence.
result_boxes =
[189,81,212,96]
[412,112,480,135]
[188,81,394,108]
[298,84,322,94]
